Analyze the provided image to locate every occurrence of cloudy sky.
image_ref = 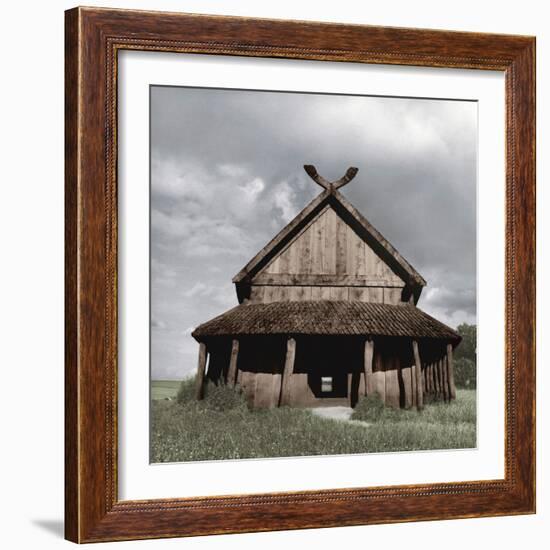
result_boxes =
[150,86,477,380]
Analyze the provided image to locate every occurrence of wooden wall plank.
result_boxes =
[279,286,290,301]
[312,214,324,274]
[271,286,282,302]
[335,215,347,275]
[311,286,322,300]
[349,287,365,301]
[265,256,280,274]
[355,234,366,276]
[410,365,417,407]
[254,374,280,408]
[436,359,444,399]
[240,371,257,404]
[371,371,386,403]
[447,344,457,400]
[249,286,263,302]
[383,287,402,304]
[298,224,313,274]
[441,357,450,402]
[324,207,337,274]
[330,286,349,300]
[433,360,441,399]
[294,286,308,300]
[279,245,290,274]
[401,366,413,409]
[346,224,356,275]
[320,286,332,300]
[427,363,434,393]
[262,286,274,303]
[385,368,400,408]
[367,287,384,303]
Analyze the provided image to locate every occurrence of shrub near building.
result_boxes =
[454,323,477,389]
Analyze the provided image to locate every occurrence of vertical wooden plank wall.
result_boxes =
[249,205,406,305]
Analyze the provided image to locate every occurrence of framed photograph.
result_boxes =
[65,7,535,543]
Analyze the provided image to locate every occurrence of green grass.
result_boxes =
[151,380,181,401]
[150,380,476,463]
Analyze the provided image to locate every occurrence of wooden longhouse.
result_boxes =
[192,165,461,410]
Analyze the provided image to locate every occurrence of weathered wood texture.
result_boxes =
[371,371,386,403]
[440,357,449,402]
[385,368,400,408]
[279,337,296,406]
[401,366,413,408]
[412,340,423,410]
[447,343,457,400]
[65,6,535,543]
[250,284,402,304]
[260,206,404,283]
[226,339,239,386]
[363,339,374,395]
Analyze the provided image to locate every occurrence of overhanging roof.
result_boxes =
[192,301,460,342]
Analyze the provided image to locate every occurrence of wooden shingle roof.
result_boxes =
[192,301,460,343]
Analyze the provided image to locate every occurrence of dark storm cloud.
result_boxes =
[150,86,477,379]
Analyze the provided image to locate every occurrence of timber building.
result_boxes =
[192,166,460,410]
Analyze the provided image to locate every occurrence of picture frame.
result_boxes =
[64,6,535,543]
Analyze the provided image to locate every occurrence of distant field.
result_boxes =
[151,380,181,400]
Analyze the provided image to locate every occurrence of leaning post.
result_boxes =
[227,339,240,387]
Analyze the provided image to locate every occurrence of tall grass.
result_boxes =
[150,381,476,463]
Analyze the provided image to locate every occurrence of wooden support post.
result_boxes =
[227,339,240,387]
[423,365,428,395]
[426,363,433,393]
[279,337,296,406]
[412,340,424,411]
[195,342,207,400]
[363,339,374,396]
[441,357,449,402]
[434,358,442,398]
[410,364,417,408]
[447,344,457,400]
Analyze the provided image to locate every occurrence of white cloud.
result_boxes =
[273,181,298,222]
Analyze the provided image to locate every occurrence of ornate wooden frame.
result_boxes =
[65,6,536,543]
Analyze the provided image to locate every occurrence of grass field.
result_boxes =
[150,379,476,463]
[151,380,180,400]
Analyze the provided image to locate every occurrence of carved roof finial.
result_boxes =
[303,165,359,193]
